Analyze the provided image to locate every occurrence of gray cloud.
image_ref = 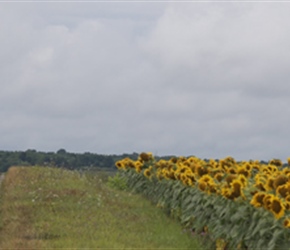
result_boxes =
[1,2,290,161]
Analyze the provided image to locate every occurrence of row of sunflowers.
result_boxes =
[116,153,290,250]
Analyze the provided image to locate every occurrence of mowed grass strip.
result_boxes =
[0,166,203,249]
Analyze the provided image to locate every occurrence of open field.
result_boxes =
[0,166,205,249]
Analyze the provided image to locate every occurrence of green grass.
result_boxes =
[0,166,206,249]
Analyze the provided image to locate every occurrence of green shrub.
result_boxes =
[107,172,128,190]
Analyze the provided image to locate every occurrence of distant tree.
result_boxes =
[0,149,155,172]
[57,149,67,154]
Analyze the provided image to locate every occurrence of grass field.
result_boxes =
[0,166,206,249]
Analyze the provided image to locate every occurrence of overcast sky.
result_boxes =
[1,1,290,161]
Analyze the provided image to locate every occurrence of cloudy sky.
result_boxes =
[1,1,290,161]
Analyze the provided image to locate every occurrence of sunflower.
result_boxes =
[184,169,196,182]
[186,156,197,164]
[156,169,164,181]
[162,169,170,180]
[265,177,275,191]
[182,176,193,186]
[263,194,274,210]
[170,157,178,164]
[135,165,142,173]
[276,184,289,198]
[283,217,290,228]
[269,159,283,167]
[273,175,288,189]
[199,174,213,183]
[166,170,176,180]
[180,173,187,183]
[250,192,266,208]
[216,238,227,250]
[209,159,218,168]
[254,173,267,184]
[134,161,144,173]
[198,181,207,192]
[121,158,134,169]
[221,187,232,199]
[225,174,237,186]
[115,160,126,170]
[230,179,244,199]
[139,152,153,162]
[244,162,253,172]
[208,183,218,194]
[195,165,208,177]
[214,172,224,182]
[270,196,285,219]
[155,159,168,169]
[254,181,266,191]
[237,168,250,178]
[224,156,236,165]
[266,165,278,173]
[284,195,290,210]
[144,168,152,179]
[238,175,248,188]
[227,167,237,174]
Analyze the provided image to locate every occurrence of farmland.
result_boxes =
[1,152,290,249]
[116,153,290,250]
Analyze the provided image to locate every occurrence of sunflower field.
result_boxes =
[115,153,290,250]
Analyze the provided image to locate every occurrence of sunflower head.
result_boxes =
[198,181,207,192]
[270,196,285,219]
[166,170,176,180]
[265,177,275,191]
[276,184,289,198]
[230,179,244,199]
[250,192,266,208]
[284,195,290,210]
[214,172,224,182]
[115,160,126,170]
[135,165,142,173]
[283,217,290,228]
[134,161,144,172]
[224,156,236,165]
[225,174,237,186]
[221,187,233,200]
[199,174,212,183]
[227,167,237,174]
[273,175,288,189]
[208,183,217,194]
[266,165,278,173]
[144,167,153,179]
[238,175,248,187]
[156,170,164,181]
[170,157,178,164]
[195,165,208,177]
[254,181,266,191]
[139,152,154,162]
[237,168,250,178]
[182,176,193,186]
[155,159,168,169]
[263,194,274,210]
[269,159,283,167]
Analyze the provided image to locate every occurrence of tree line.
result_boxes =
[1,149,277,173]
[0,149,142,172]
